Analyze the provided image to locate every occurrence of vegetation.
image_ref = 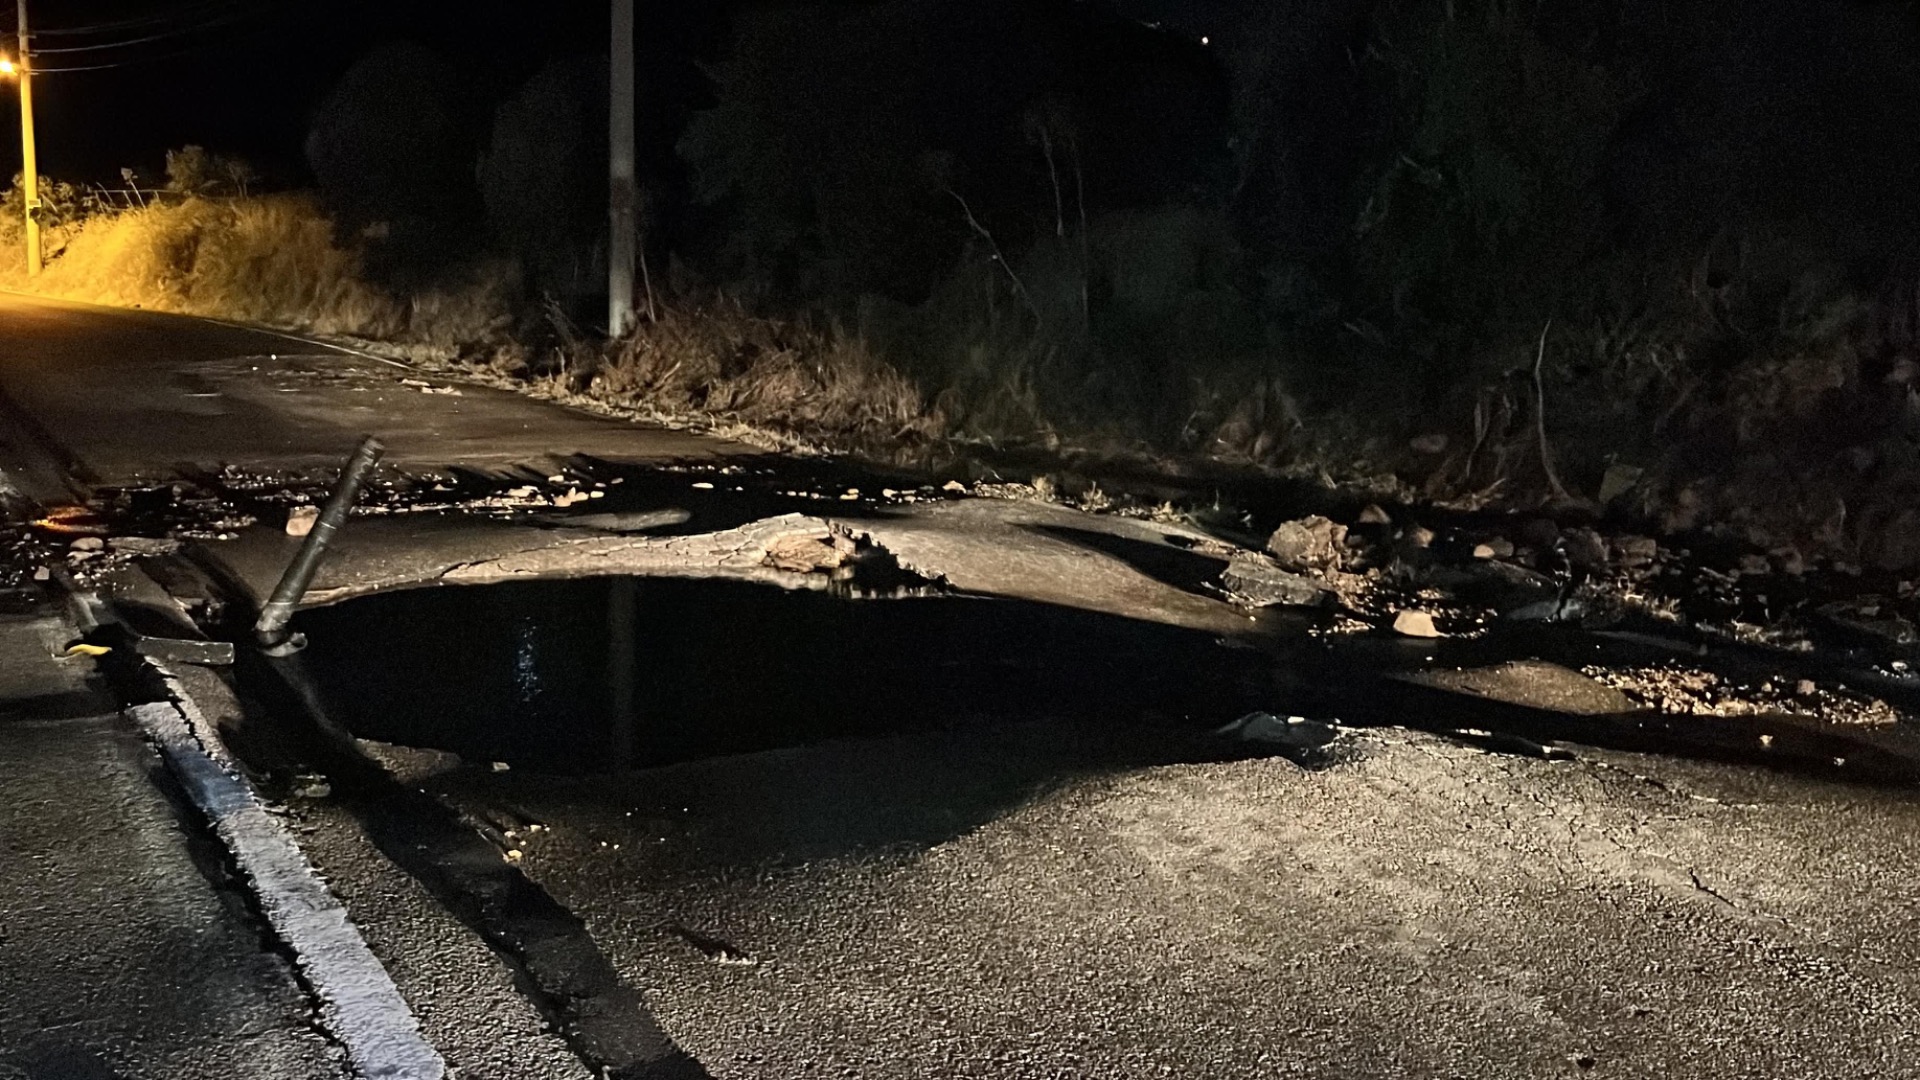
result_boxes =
[7,0,1920,566]
[0,185,508,347]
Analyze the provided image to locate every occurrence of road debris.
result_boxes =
[1391,610,1444,638]
[285,504,319,537]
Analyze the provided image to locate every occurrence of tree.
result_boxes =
[305,41,486,274]
[479,57,609,306]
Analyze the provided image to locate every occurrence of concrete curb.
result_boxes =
[127,681,446,1080]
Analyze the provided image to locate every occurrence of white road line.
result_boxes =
[188,316,418,371]
[127,697,446,1080]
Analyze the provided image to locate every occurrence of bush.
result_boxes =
[578,301,939,451]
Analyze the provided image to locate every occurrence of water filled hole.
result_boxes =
[291,577,1272,773]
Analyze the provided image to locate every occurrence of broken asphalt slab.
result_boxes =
[193,496,1264,639]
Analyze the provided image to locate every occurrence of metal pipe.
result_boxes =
[254,435,384,654]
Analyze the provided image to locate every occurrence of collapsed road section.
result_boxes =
[9,422,1920,1078]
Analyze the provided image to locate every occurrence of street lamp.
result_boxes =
[2,0,40,275]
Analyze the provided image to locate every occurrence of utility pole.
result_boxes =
[16,0,40,275]
[608,0,636,337]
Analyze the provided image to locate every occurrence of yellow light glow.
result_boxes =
[0,59,15,76]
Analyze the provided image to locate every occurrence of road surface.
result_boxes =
[0,613,337,1080]
[2,292,1919,1079]
[0,291,737,502]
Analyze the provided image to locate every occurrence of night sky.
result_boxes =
[0,0,1224,185]
[0,1,686,182]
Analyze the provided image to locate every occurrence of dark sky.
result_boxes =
[0,1,660,181]
[0,0,1227,185]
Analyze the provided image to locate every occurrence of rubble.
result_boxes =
[1264,515,1347,572]
[285,505,319,537]
[1391,610,1444,638]
[1218,553,1331,609]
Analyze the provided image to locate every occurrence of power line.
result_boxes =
[31,14,264,55]
[25,1,249,38]
[12,1,296,73]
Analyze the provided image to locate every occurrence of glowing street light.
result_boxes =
[5,0,40,275]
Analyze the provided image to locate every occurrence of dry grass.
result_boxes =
[0,193,512,346]
[549,300,943,452]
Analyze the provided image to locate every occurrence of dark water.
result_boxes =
[292,577,1271,773]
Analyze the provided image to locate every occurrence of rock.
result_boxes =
[1736,553,1771,577]
[942,480,967,493]
[69,536,105,552]
[1472,537,1515,560]
[285,505,320,537]
[1215,712,1340,752]
[1356,503,1392,526]
[1559,527,1608,572]
[1612,535,1659,570]
[1770,546,1807,577]
[290,774,332,800]
[32,566,50,582]
[763,533,846,573]
[1503,598,1587,623]
[1219,553,1332,608]
[1402,525,1436,550]
[1795,679,1818,697]
[1265,515,1347,572]
[1410,433,1449,454]
[1597,463,1644,505]
[1391,610,1444,638]
[1661,487,1707,534]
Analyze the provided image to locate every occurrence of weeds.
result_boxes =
[0,191,511,347]
[565,300,941,453]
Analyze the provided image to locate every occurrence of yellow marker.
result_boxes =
[59,643,112,659]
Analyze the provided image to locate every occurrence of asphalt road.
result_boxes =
[5,290,1920,1079]
[0,292,737,501]
[398,716,1920,1080]
[0,614,336,1080]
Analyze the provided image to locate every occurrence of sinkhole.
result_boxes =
[290,576,1274,773]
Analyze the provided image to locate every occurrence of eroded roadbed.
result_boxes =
[16,450,1920,1078]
